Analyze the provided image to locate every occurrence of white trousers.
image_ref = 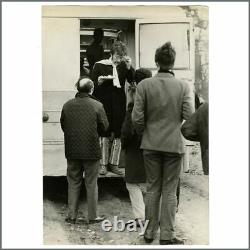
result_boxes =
[126,182,146,220]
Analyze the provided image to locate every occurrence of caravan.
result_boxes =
[42,5,195,176]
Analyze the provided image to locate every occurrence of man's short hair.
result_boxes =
[75,77,94,93]
[155,42,176,70]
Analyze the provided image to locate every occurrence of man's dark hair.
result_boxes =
[155,42,176,70]
[75,77,94,93]
[93,28,104,39]
[135,68,152,84]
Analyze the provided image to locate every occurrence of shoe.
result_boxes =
[65,217,76,224]
[144,236,154,243]
[77,217,88,224]
[159,238,184,245]
[109,164,123,175]
[88,216,106,224]
[99,165,107,175]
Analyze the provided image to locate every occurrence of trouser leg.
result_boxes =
[160,152,182,240]
[66,159,84,219]
[202,149,209,175]
[99,137,110,166]
[83,160,100,220]
[176,178,181,208]
[109,138,121,166]
[109,138,123,175]
[143,150,162,239]
[126,182,145,220]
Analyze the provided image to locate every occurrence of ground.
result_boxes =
[43,143,209,245]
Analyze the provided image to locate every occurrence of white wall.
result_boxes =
[42,18,80,91]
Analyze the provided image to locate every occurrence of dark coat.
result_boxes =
[132,72,194,154]
[181,102,209,174]
[86,43,104,71]
[121,103,146,183]
[60,93,109,160]
[91,61,134,137]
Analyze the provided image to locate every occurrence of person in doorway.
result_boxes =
[60,78,109,224]
[91,41,135,175]
[86,28,105,72]
[121,68,152,225]
[132,42,194,245]
[181,102,209,175]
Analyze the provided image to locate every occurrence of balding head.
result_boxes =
[76,78,94,94]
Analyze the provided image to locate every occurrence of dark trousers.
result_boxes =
[67,159,99,220]
[143,150,182,240]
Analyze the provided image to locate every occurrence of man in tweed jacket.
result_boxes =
[132,42,194,245]
[60,78,109,224]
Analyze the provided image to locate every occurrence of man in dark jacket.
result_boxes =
[86,28,104,72]
[132,42,194,245]
[181,102,209,175]
[60,77,109,224]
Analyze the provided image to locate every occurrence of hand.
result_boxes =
[123,56,132,70]
[128,82,137,93]
[98,76,104,85]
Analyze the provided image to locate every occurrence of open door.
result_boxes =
[135,18,195,99]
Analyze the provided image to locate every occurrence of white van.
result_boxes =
[42,5,195,176]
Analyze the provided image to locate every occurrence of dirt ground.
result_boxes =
[43,144,209,245]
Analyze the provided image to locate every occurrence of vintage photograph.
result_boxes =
[42,4,209,245]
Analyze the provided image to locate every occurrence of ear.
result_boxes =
[89,87,94,95]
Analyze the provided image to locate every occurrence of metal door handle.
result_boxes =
[43,112,49,122]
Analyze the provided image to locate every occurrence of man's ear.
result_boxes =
[90,87,94,95]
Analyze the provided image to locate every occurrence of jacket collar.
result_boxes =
[75,92,89,98]
[155,69,175,78]
[75,92,100,102]
[155,72,175,78]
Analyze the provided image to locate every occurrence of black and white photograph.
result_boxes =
[2,1,249,249]
[42,4,209,245]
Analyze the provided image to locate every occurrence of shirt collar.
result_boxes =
[155,72,175,78]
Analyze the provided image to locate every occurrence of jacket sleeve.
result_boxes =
[125,66,135,84]
[97,104,109,135]
[91,63,101,90]
[132,84,145,136]
[181,108,200,141]
[60,108,65,132]
[182,82,195,120]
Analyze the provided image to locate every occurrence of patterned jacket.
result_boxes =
[60,92,109,160]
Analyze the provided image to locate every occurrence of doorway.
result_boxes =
[79,19,135,76]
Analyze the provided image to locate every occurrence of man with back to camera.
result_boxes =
[181,102,209,175]
[60,77,109,224]
[132,42,194,245]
